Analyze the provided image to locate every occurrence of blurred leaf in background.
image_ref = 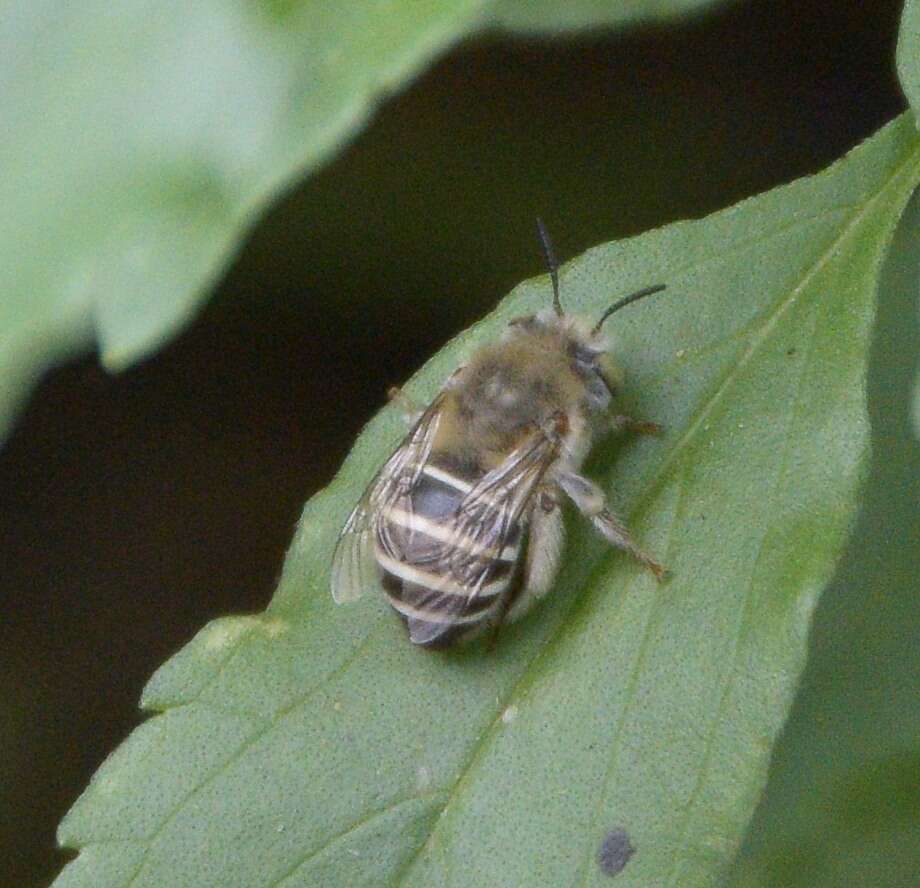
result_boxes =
[0,0,488,438]
[899,0,920,123]
[490,0,727,31]
[0,0,733,445]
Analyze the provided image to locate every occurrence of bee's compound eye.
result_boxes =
[597,353,625,394]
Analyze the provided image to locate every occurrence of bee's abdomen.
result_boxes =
[374,459,521,647]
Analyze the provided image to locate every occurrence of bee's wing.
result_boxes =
[407,424,560,645]
[331,395,445,604]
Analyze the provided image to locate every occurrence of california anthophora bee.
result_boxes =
[332,221,668,648]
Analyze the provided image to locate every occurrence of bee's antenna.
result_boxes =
[593,284,667,334]
[536,218,563,316]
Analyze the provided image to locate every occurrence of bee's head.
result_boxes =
[505,219,666,409]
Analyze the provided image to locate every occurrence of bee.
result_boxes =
[332,221,668,648]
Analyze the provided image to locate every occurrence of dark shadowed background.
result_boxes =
[1,0,915,885]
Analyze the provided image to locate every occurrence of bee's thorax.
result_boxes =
[435,317,608,463]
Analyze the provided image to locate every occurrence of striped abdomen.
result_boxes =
[374,457,522,648]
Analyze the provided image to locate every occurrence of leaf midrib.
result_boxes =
[656,292,823,888]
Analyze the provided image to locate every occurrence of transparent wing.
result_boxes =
[408,423,560,644]
[331,396,444,604]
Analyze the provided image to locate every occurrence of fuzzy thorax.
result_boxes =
[432,309,624,467]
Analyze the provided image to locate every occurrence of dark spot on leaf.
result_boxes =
[597,828,634,877]
[786,347,797,356]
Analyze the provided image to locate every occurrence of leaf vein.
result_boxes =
[122,623,387,886]
[268,791,449,888]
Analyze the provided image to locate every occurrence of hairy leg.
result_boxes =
[611,414,663,436]
[557,470,666,581]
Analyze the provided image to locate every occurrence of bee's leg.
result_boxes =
[611,414,663,436]
[557,471,666,581]
[387,386,423,425]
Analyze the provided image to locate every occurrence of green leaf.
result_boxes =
[899,0,920,443]
[56,115,920,887]
[899,0,920,123]
[0,0,489,440]
[914,372,920,439]
[726,190,920,887]
[490,0,726,32]
[0,0,742,445]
